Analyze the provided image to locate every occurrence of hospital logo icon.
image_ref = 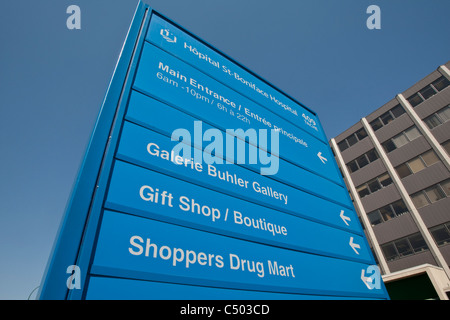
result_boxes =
[160,29,177,43]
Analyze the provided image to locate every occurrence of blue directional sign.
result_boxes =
[133,43,342,184]
[91,210,387,299]
[106,160,372,263]
[116,121,359,234]
[125,90,351,206]
[38,1,389,300]
[146,14,327,142]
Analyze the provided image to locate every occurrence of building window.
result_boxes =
[405,126,421,140]
[408,234,429,253]
[392,133,409,148]
[424,105,450,129]
[381,243,397,261]
[366,149,378,162]
[395,150,440,178]
[355,128,368,140]
[337,140,348,152]
[382,126,421,153]
[337,128,368,152]
[380,112,394,126]
[368,210,383,226]
[346,149,379,173]
[370,104,406,132]
[410,179,450,209]
[432,76,450,92]
[425,185,446,202]
[406,76,449,108]
[367,199,409,226]
[356,153,369,168]
[419,84,437,100]
[391,104,405,118]
[356,172,393,199]
[421,149,440,166]
[407,93,424,107]
[370,118,383,131]
[381,233,429,262]
[411,192,429,209]
[356,185,370,198]
[408,157,427,173]
[442,140,450,156]
[441,180,450,196]
[430,222,450,246]
[396,163,411,178]
[395,238,414,257]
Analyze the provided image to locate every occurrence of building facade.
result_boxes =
[330,62,450,299]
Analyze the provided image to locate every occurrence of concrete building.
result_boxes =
[330,62,450,300]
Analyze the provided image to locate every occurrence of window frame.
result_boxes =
[419,84,437,100]
[424,105,450,130]
[346,149,378,173]
[410,179,450,209]
[407,93,424,107]
[408,157,426,174]
[411,191,430,209]
[366,200,409,226]
[355,172,393,199]
[382,126,421,153]
[396,163,412,179]
[395,150,440,179]
[381,233,429,262]
[337,128,369,152]
[442,140,450,156]
[430,223,450,246]
[431,76,450,92]
[370,105,406,131]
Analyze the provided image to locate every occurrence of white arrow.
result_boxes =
[340,210,351,226]
[349,237,361,255]
[361,269,374,290]
[317,152,327,164]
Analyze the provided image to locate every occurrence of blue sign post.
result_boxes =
[39,1,389,300]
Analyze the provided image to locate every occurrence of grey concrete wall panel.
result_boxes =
[419,197,450,228]
[402,162,450,195]
[365,98,399,123]
[401,70,442,100]
[349,158,386,187]
[387,250,437,273]
[340,136,375,164]
[361,184,401,214]
[385,136,431,168]
[430,119,450,144]
[373,114,414,144]
[373,213,419,244]
[414,88,450,119]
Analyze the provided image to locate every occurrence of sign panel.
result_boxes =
[133,43,341,184]
[146,15,327,143]
[125,90,352,206]
[39,2,389,300]
[116,121,359,233]
[91,210,386,298]
[85,277,379,300]
[106,160,372,263]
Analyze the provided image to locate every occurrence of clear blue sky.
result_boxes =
[0,0,448,299]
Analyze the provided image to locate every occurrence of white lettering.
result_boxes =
[128,236,225,269]
[66,5,81,30]
[366,5,381,30]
